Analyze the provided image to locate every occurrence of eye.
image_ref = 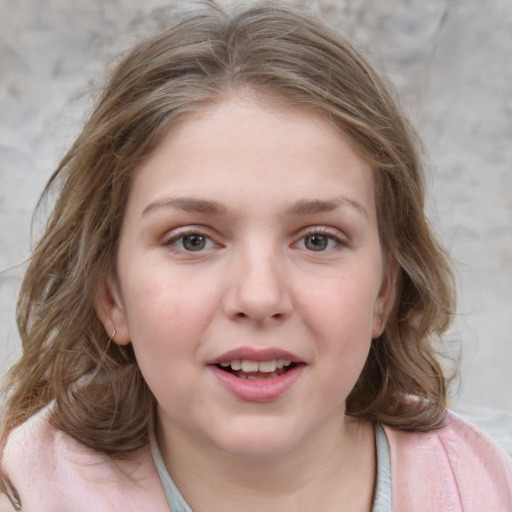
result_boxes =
[295,231,342,252]
[166,232,216,252]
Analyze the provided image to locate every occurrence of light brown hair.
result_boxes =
[1,1,455,455]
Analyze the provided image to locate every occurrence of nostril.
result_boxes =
[233,311,286,321]
[223,279,293,322]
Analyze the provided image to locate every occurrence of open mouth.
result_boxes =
[215,359,298,380]
[210,354,305,401]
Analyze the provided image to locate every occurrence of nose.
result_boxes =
[223,247,293,324]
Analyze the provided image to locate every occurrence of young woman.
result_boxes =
[1,2,511,511]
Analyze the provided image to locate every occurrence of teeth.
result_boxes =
[258,360,277,372]
[218,359,293,373]
[239,372,280,380]
[241,360,259,372]
[230,360,242,371]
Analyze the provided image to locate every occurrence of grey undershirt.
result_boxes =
[150,424,392,511]
[373,424,392,512]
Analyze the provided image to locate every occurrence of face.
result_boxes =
[96,96,395,460]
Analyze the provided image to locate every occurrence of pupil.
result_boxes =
[183,234,206,251]
[306,234,328,251]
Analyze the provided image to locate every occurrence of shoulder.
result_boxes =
[383,409,512,512]
[1,407,169,512]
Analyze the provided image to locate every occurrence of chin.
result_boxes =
[208,418,305,460]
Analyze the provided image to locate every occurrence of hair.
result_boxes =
[1,1,455,456]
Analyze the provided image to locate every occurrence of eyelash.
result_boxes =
[294,227,347,252]
[162,226,348,253]
[163,227,218,253]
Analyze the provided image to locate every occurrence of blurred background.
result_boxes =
[1,0,511,419]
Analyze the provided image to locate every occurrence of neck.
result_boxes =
[156,414,376,512]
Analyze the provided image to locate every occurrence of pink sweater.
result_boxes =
[1,409,511,511]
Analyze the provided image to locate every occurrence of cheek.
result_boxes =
[305,273,379,331]
[121,269,220,357]
[121,285,202,403]
[300,272,379,380]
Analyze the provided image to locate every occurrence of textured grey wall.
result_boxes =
[1,0,511,411]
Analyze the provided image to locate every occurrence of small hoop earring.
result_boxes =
[109,329,117,342]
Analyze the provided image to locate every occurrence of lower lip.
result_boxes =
[208,365,304,402]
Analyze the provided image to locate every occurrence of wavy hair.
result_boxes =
[1,1,455,455]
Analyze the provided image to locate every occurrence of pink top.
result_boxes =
[1,409,511,511]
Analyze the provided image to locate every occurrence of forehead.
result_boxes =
[126,95,377,223]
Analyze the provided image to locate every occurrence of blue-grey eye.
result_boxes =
[305,234,329,251]
[166,231,217,252]
[296,233,340,251]
[181,234,208,251]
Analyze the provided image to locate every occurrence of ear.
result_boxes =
[94,276,131,345]
[371,258,398,339]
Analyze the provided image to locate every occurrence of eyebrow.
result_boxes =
[285,196,369,220]
[141,195,368,220]
[142,197,228,217]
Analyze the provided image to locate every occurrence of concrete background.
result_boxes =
[1,0,511,413]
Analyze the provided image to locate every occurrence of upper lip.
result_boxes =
[208,347,304,365]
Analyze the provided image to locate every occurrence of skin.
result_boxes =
[96,93,396,511]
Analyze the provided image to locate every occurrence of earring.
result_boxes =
[109,329,117,342]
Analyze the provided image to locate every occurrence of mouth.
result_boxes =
[208,349,305,401]
[215,358,298,380]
